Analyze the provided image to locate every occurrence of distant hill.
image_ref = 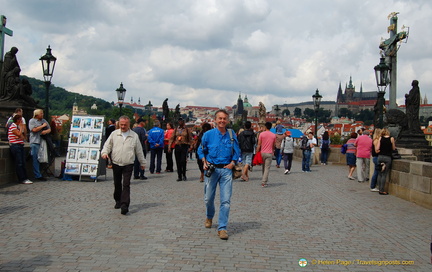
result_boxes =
[21,75,113,116]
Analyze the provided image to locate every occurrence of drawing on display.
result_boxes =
[65,163,80,175]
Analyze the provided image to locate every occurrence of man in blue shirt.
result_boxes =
[147,120,164,174]
[132,118,148,180]
[198,109,240,240]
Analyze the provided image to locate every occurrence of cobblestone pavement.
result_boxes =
[1,157,431,272]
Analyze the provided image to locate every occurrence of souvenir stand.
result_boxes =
[65,115,106,182]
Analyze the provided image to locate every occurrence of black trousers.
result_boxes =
[164,145,174,171]
[112,164,133,208]
[174,144,189,178]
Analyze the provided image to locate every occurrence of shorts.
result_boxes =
[241,152,253,165]
[346,153,356,166]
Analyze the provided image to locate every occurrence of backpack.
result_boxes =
[321,139,330,150]
[341,143,348,154]
[300,137,310,151]
[238,130,255,152]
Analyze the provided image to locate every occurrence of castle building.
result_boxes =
[336,76,379,115]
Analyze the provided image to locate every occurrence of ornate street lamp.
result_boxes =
[39,45,57,119]
[312,89,322,138]
[374,57,390,128]
[116,83,127,116]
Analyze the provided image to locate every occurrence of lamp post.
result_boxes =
[374,57,390,128]
[116,83,127,116]
[312,89,322,139]
[39,45,57,119]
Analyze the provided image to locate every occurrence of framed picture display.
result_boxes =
[79,132,91,146]
[69,132,80,146]
[90,133,102,147]
[65,163,81,175]
[66,115,105,178]
[67,147,78,161]
[81,117,93,130]
[77,148,89,162]
[88,149,100,163]
[71,116,82,130]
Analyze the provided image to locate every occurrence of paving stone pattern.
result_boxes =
[1,157,431,271]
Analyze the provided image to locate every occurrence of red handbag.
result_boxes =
[252,151,263,166]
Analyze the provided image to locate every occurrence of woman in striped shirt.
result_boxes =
[345,132,357,180]
[8,115,32,184]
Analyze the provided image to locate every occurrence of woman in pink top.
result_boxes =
[256,122,276,187]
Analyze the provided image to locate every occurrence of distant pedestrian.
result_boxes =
[193,122,212,182]
[370,128,382,192]
[281,130,295,174]
[237,121,256,181]
[101,116,146,215]
[308,132,317,167]
[198,109,240,240]
[320,131,330,165]
[105,118,116,168]
[274,126,285,168]
[169,118,193,181]
[164,122,175,172]
[132,118,148,180]
[8,114,32,184]
[375,128,396,195]
[346,132,357,180]
[300,135,311,172]
[256,122,276,187]
[354,129,372,182]
[147,120,164,174]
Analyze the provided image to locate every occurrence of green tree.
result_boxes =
[294,107,302,118]
[282,109,290,116]
[338,108,354,119]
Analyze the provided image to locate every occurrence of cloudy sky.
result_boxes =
[1,0,431,110]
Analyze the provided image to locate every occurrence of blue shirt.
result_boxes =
[147,127,164,149]
[198,128,240,165]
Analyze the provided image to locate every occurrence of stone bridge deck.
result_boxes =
[0,157,431,271]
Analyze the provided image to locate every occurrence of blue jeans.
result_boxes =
[204,168,233,231]
[371,156,379,189]
[10,144,28,182]
[30,143,42,178]
[274,148,282,166]
[150,148,163,173]
[302,150,311,171]
[377,155,392,192]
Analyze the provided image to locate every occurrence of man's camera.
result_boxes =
[205,163,216,177]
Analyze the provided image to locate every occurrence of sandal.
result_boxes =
[379,191,389,195]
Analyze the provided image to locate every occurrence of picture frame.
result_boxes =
[67,147,78,162]
[71,116,82,130]
[77,148,89,162]
[81,117,93,130]
[69,132,80,146]
[93,117,104,131]
[88,149,100,163]
[90,133,102,147]
[65,163,81,175]
[80,132,91,146]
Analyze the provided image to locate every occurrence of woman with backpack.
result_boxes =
[281,130,295,174]
[320,131,331,165]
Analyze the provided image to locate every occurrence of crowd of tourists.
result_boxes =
[6,107,398,240]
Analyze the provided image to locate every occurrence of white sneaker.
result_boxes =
[22,179,33,184]
[370,188,379,192]
[284,169,289,174]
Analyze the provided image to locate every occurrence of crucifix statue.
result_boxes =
[0,15,13,68]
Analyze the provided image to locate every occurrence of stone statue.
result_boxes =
[162,98,169,119]
[0,47,20,99]
[174,104,180,124]
[258,102,266,124]
[405,80,422,133]
[0,47,37,106]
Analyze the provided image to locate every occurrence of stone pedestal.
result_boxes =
[0,101,36,141]
[397,146,432,163]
